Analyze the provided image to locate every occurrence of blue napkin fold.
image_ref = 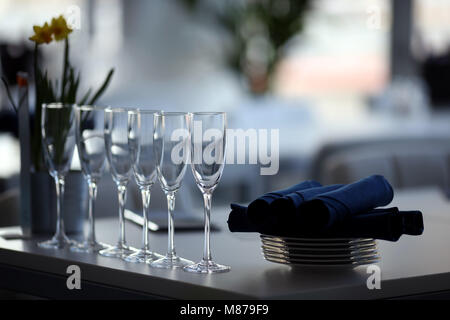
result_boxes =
[296,175,394,230]
[323,208,424,241]
[246,180,321,228]
[269,184,344,226]
[227,205,423,241]
[284,207,423,241]
[228,204,256,232]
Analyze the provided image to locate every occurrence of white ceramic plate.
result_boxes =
[263,253,380,268]
[263,250,379,262]
[261,246,378,259]
[261,238,377,250]
[260,234,374,243]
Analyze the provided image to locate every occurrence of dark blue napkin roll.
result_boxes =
[228,206,423,241]
[286,208,424,241]
[269,184,344,225]
[296,175,394,230]
[323,208,424,241]
[228,204,258,232]
[246,180,321,228]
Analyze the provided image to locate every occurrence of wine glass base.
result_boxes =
[184,259,231,274]
[38,235,74,249]
[99,244,136,259]
[70,241,110,253]
[124,249,164,263]
[150,255,194,269]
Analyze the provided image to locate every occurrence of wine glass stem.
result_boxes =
[166,192,176,258]
[87,180,98,244]
[141,187,151,251]
[202,192,212,262]
[117,183,128,247]
[54,176,65,238]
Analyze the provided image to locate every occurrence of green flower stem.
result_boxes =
[33,43,38,87]
[60,38,69,103]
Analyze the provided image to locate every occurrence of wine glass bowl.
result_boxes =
[190,117,226,191]
[77,107,106,181]
[41,104,76,178]
[153,113,190,192]
[105,114,133,183]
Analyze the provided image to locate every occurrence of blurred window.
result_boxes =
[274,0,391,97]
[413,0,450,57]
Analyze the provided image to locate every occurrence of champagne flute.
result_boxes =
[125,109,164,263]
[100,107,136,258]
[38,103,76,249]
[71,105,109,253]
[150,112,194,269]
[184,112,230,273]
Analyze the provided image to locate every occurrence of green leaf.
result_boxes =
[1,77,18,113]
[78,88,92,105]
[72,70,81,102]
[88,68,114,105]
[66,67,76,103]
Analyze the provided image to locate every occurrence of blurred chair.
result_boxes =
[311,137,450,194]
[0,188,20,227]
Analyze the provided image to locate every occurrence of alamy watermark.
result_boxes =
[170,120,279,176]
[366,264,381,290]
[66,264,81,290]
[225,128,279,176]
[65,5,82,30]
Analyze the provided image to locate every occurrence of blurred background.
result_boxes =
[1,0,450,226]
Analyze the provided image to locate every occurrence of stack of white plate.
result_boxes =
[261,234,379,268]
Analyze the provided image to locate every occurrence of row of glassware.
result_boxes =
[38,103,229,273]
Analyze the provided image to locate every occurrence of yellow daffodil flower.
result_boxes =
[50,15,72,41]
[29,22,53,44]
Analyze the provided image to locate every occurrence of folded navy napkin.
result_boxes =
[228,204,257,232]
[228,180,321,233]
[228,205,423,241]
[323,208,424,241]
[227,175,424,241]
[269,184,344,226]
[278,207,423,241]
[246,180,321,228]
[296,175,394,231]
